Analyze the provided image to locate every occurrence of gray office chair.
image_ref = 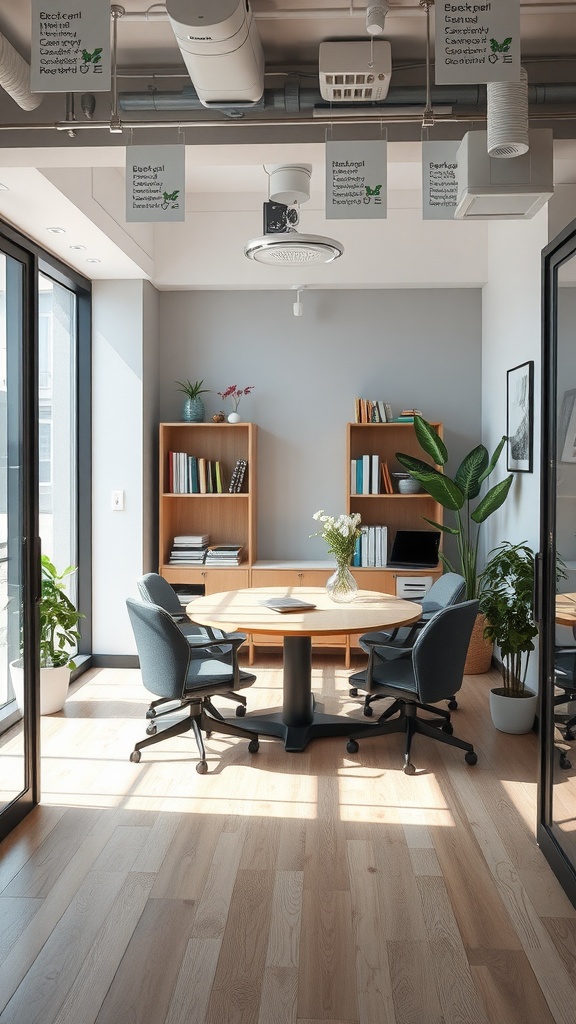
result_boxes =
[350,572,466,716]
[126,598,259,773]
[554,625,576,769]
[346,600,478,774]
[136,573,248,718]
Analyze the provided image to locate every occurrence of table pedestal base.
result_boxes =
[226,635,373,753]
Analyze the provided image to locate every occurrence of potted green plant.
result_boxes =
[10,556,83,715]
[176,379,210,422]
[396,415,514,672]
[478,541,538,733]
[38,556,83,714]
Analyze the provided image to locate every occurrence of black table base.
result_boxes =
[226,634,373,753]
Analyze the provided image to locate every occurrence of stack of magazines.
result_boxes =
[204,544,243,566]
[169,534,209,564]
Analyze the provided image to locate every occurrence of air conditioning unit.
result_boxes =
[166,0,264,107]
[319,41,392,103]
[454,129,554,220]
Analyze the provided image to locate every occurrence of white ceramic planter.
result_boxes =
[489,688,537,734]
[10,661,71,715]
[227,411,241,423]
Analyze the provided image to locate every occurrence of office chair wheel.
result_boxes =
[235,705,246,717]
[403,761,416,776]
[447,699,458,711]
[347,739,359,754]
[441,721,454,735]
[145,723,157,736]
[363,704,373,717]
[349,687,358,697]
[146,708,156,719]
[130,750,141,763]
[559,751,572,770]
[465,751,478,766]
[196,759,208,774]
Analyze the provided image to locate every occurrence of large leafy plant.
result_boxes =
[40,556,83,668]
[477,541,537,697]
[396,415,513,599]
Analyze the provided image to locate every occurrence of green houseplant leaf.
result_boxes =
[40,555,83,668]
[396,417,513,600]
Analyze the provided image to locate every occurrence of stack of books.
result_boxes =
[390,409,422,423]
[169,534,209,565]
[354,398,393,423]
[352,526,388,567]
[168,452,225,494]
[228,459,247,493]
[205,544,243,566]
[350,454,381,495]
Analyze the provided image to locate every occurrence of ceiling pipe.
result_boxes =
[118,3,576,21]
[0,32,43,111]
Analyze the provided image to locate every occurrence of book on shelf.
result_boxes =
[228,459,247,493]
[350,456,381,495]
[205,544,243,565]
[261,597,317,613]
[357,525,388,567]
[173,534,209,546]
[353,398,393,424]
[381,461,393,494]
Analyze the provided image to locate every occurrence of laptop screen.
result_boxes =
[387,530,441,568]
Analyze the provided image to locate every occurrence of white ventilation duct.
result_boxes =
[165,0,264,107]
[487,67,529,158]
[455,128,553,220]
[0,32,43,111]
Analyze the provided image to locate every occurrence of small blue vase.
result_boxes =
[182,396,205,422]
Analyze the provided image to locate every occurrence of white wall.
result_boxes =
[158,288,482,563]
[481,208,550,688]
[92,280,151,656]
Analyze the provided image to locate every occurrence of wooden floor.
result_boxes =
[1,656,576,1024]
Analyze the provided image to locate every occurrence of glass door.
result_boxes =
[0,238,40,838]
[538,215,576,906]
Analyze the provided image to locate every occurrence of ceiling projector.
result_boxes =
[166,0,264,107]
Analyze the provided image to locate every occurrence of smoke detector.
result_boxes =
[319,41,392,102]
[244,164,344,265]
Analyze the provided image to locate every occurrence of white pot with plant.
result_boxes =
[217,385,254,423]
[478,540,539,734]
[11,556,83,715]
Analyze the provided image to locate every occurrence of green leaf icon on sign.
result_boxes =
[163,190,180,202]
[365,185,382,197]
[490,37,512,53]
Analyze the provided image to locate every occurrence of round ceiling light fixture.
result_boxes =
[244,231,344,265]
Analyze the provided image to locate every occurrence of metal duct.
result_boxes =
[118,81,576,114]
[0,32,43,111]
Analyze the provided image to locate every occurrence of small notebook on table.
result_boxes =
[261,597,317,613]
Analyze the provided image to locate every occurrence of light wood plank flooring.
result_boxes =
[0,656,575,1024]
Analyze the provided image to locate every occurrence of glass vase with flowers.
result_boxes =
[311,510,362,603]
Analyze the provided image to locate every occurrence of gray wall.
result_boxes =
[157,289,483,562]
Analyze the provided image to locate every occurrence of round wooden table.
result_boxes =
[556,592,576,628]
[188,587,421,752]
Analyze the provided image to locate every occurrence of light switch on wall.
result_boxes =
[111,490,124,511]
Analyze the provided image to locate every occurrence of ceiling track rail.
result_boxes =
[0,110,575,134]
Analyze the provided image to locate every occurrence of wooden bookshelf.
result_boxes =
[159,422,257,594]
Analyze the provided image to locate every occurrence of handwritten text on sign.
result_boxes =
[434,0,520,85]
[422,141,460,220]
[325,141,387,220]
[31,1,111,92]
[126,145,185,223]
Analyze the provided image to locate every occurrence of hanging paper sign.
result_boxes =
[325,141,387,220]
[435,0,521,85]
[422,141,460,220]
[125,145,185,223]
[30,0,111,92]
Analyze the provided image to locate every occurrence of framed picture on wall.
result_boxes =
[507,360,534,472]
[559,388,576,463]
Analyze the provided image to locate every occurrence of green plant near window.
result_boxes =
[40,555,83,669]
[175,379,210,400]
[396,415,514,600]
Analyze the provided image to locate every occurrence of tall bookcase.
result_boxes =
[159,422,257,594]
[346,421,444,595]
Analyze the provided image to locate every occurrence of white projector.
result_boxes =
[455,129,554,220]
[166,0,264,107]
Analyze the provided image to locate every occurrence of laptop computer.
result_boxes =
[387,530,441,569]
